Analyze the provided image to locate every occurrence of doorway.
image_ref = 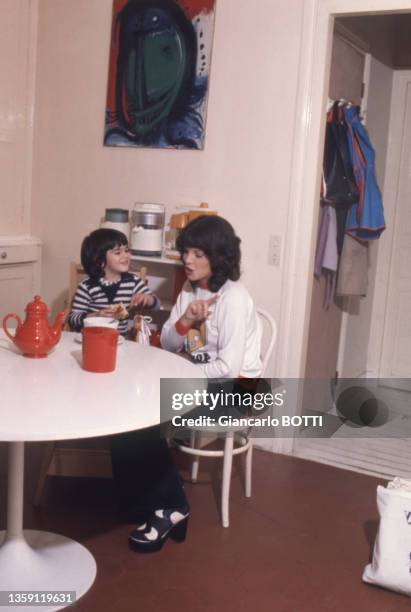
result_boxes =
[303,24,368,416]
[273,0,411,475]
[298,13,411,477]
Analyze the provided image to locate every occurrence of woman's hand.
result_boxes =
[179,296,218,328]
[130,293,155,309]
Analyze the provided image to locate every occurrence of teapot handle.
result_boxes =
[2,314,22,341]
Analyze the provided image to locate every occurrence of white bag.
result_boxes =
[363,478,411,596]
[131,315,152,345]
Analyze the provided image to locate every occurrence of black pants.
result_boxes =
[109,425,187,521]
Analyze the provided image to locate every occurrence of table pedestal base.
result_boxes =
[0,530,96,611]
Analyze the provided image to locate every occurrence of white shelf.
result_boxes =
[131,254,182,266]
[130,256,184,313]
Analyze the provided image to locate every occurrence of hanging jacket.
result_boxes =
[343,105,385,239]
[322,102,359,208]
[314,204,338,308]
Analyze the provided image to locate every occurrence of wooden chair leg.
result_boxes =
[190,430,200,482]
[33,442,56,507]
[221,433,234,528]
[245,441,253,498]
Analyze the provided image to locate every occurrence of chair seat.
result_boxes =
[174,432,251,458]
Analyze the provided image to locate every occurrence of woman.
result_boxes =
[127,216,262,553]
[161,215,262,378]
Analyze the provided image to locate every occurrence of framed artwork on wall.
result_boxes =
[104,0,216,150]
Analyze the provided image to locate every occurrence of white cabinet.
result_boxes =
[0,237,41,326]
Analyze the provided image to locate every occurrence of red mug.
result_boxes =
[82,327,119,373]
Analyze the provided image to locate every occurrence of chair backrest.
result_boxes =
[67,261,86,309]
[63,262,87,330]
[256,307,277,376]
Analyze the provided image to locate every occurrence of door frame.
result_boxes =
[273,0,411,455]
[374,69,411,377]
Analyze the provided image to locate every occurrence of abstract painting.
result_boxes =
[104,0,216,150]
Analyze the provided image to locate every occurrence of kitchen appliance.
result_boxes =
[186,202,217,223]
[101,208,130,239]
[164,203,217,259]
[164,212,189,259]
[130,203,165,256]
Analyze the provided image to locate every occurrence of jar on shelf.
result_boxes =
[164,212,188,259]
[101,208,130,239]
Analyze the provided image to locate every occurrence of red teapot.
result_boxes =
[2,295,66,358]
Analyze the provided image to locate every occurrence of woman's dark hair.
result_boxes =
[81,228,128,279]
[177,216,241,292]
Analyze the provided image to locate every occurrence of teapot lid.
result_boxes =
[26,295,48,315]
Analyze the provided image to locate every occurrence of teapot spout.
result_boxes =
[50,310,66,343]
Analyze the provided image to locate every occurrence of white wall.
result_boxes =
[340,56,393,377]
[31,0,304,373]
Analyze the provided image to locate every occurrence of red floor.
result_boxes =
[7,447,411,611]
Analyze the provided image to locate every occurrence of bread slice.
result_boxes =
[106,302,129,320]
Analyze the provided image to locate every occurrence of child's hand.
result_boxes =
[98,303,129,319]
[130,293,155,309]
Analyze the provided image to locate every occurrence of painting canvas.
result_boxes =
[104,0,216,150]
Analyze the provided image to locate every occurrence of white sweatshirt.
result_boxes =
[160,280,262,378]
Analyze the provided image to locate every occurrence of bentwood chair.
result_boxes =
[173,308,277,527]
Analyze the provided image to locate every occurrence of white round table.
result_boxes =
[0,331,202,611]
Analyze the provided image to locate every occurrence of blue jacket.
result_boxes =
[343,105,385,240]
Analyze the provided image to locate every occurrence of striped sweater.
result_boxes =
[68,272,159,335]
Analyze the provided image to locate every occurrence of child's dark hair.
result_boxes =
[81,228,128,279]
[176,216,241,292]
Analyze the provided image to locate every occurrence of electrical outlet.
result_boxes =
[268,235,281,266]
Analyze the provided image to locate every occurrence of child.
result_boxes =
[68,228,159,334]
